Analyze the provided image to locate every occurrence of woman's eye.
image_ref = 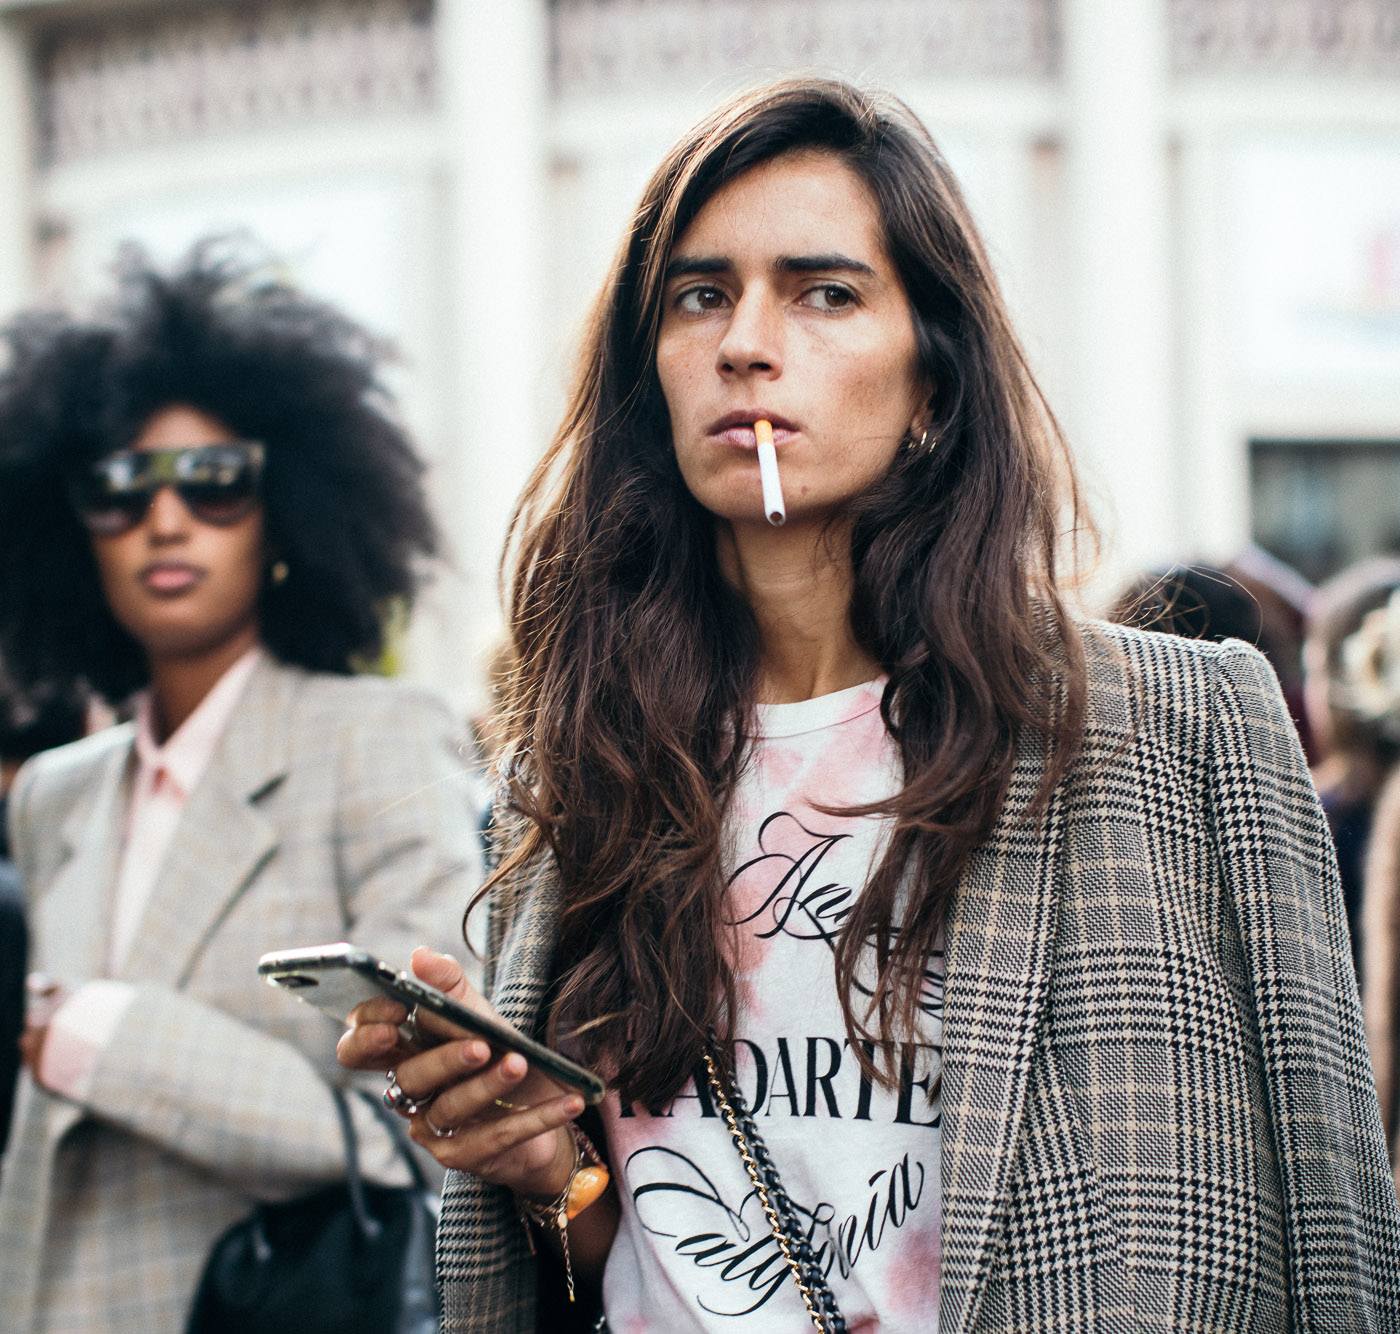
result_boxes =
[804,284,855,311]
[675,285,727,313]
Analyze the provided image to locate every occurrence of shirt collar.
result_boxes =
[132,646,264,799]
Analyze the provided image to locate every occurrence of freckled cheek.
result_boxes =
[656,359,704,438]
[829,368,912,456]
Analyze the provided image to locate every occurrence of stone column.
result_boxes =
[433,0,549,706]
[0,18,34,320]
[1175,128,1249,562]
[1062,0,1176,593]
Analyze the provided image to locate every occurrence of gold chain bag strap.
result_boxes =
[702,1047,848,1334]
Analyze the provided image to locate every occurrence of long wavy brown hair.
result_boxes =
[487,78,1089,1109]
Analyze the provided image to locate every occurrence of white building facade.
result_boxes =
[0,0,1397,711]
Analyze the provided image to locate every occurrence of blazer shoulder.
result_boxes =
[1082,618,1278,696]
[12,722,134,820]
[268,669,473,810]
[1085,615,1272,669]
[1074,619,1286,763]
[287,669,458,732]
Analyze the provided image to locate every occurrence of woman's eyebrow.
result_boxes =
[664,253,877,280]
[777,253,876,277]
[665,255,729,280]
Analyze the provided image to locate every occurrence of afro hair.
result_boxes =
[0,241,440,703]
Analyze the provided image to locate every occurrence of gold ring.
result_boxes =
[493,1098,518,1111]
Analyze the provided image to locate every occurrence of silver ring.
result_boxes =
[382,1075,421,1116]
[423,1104,457,1139]
[398,1006,422,1049]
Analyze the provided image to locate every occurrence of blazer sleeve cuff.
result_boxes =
[38,979,138,1101]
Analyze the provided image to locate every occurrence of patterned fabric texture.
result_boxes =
[0,656,482,1333]
[437,623,1400,1334]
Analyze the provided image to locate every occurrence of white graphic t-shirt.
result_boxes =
[601,679,943,1333]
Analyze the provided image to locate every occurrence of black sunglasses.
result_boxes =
[70,441,266,536]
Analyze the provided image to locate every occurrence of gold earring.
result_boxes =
[906,426,934,453]
[270,560,289,586]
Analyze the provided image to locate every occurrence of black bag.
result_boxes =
[186,1086,439,1334]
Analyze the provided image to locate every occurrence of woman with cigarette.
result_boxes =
[340,79,1400,1332]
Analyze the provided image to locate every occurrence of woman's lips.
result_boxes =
[707,413,798,449]
[712,426,798,448]
[140,563,203,595]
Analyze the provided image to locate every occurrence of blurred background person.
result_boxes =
[1301,561,1400,1178]
[1110,562,1266,642]
[0,672,88,1158]
[0,245,482,1332]
[1303,557,1400,989]
[1108,553,1315,754]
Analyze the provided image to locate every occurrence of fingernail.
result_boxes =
[562,1096,584,1117]
[461,1040,488,1064]
[501,1053,526,1079]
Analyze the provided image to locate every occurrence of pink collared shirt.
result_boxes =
[38,647,263,1098]
[110,646,263,970]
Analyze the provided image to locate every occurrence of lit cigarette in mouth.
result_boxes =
[755,419,785,527]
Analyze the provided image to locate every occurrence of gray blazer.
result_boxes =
[0,655,483,1333]
[436,625,1400,1333]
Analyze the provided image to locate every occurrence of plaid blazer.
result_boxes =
[0,656,482,1334]
[437,625,1400,1333]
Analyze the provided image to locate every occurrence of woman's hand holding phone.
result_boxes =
[336,947,584,1201]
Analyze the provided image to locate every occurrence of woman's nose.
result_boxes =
[144,484,191,538]
[715,290,782,377]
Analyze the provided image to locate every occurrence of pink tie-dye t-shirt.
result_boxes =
[601,678,943,1333]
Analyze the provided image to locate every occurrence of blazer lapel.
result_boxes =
[119,657,295,987]
[20,732,134,1152]
[34,730,133,984]
[489,847,564,1036]
[939,726,1066,1334]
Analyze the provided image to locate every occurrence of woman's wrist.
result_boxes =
[517,1124,585,1202]
[515,1124,611,1304]
[516,1124,609,1214]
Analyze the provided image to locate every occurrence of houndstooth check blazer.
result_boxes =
[436,623,1400,1333]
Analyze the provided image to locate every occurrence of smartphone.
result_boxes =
[257,942,606,1105]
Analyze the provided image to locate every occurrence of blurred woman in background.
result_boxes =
[0,247,481,1333]
[1303,557,1400,987]
[1302,560,1400,1179]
